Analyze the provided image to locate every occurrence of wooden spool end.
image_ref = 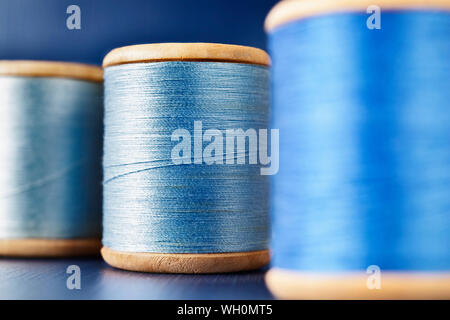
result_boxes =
[0,60,103,82]
[101,247,270,274]
[265,0,450,31]
[103,42,270,67]
[0,239,101,257]
[266,268,450,299]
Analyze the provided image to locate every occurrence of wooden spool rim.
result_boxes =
[0,60,103,82]
[101,246,270,274]
[265,0,450,31]
[102,43,271,67]
[266,268,450,299]
[0,238,101,257]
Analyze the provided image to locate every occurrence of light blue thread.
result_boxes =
[102,61,270,253]
[0,76,103,239]
[269,11,450,271]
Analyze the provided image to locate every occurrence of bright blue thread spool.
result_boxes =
[0,61,103,257]
[101,43,271,273]
[265,1,450,299]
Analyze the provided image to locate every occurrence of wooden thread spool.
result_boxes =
[101,43,271,273]
[0,60,103,257]
[265,0,450,299]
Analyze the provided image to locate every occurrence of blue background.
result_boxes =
[0,0,277,65]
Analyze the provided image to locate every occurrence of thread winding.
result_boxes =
[103,61,270,253]
[269,11,450,271]
[0,76,103,239]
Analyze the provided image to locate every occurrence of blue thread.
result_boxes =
[269,11,450,271]
[103,61,270,253]
[0,76,103,239]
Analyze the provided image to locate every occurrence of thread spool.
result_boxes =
[265,0,450,299]
[0,60,103,257]
[101,43,271,273]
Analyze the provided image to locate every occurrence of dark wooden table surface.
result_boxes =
[0,258,274,300]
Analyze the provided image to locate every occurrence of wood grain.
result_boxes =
[265,0,450,31]
[101,246,270,274]
[0,60,103,82]
[103,43,270,67]
[0,239,101,257]
[266,268,450,299]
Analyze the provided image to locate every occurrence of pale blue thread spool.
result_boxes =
[101,43,271,273]
[265,0,450,299]
[0,61,103,257]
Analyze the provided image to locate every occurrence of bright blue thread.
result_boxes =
[103,61,270,253]
[0,76,103,239]
[269,11,450,271]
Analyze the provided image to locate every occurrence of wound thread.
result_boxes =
[0,76,103,239]
[102,61,270,254]
[269,10,450,272]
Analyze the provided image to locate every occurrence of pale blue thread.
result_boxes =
[269,11,450,271]
[103,61,270,253]
[0,76,103,239]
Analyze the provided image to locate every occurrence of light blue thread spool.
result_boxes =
[265,1,450,299]
[0,61,103,257]
[101,43,271,273]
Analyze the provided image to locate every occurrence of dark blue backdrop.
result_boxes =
[0,0,277,65]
